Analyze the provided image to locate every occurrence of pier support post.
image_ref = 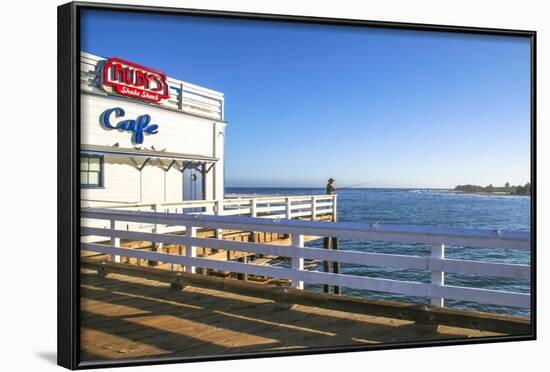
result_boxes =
[110,219,121,263]
[323,237,331,293]
[430,243,445,307]
[185,225,198,274]
[332,195,338,222]
[330,207,341,294]
[291,234,304,289]
[332,237,341,295]
[322,237,341,294]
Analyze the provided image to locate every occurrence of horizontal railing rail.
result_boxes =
[81,209,531,310]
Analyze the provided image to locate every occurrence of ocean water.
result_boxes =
[226,187,531,317]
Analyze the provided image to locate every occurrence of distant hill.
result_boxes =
[454,183,531,195]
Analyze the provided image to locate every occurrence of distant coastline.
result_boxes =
[449,190,524,196]
[454,183,531,196]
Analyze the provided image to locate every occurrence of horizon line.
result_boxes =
[225,186,453,189]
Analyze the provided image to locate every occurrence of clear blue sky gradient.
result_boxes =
[81,10,531,188]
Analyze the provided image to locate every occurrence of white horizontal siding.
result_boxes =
[141,161,166,203]
[166,166,183,202]
[81,156,139,203]
[80,156,206,205]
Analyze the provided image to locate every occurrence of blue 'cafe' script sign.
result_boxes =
[100,107,159,144]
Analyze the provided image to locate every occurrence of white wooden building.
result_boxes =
[80,52,226,207]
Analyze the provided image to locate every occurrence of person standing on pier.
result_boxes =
[326,178,337,195]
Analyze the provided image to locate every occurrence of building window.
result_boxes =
[81,155,103,188]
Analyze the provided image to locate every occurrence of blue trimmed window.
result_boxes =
[80,155,104,188]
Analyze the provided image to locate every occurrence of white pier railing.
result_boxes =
[81,195,337,235]
[80,209,531,310]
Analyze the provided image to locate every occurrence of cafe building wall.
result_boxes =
[80,52,226,207]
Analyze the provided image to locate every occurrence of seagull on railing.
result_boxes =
[112,142,119,147]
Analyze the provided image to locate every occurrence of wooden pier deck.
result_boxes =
[80,259,531,363]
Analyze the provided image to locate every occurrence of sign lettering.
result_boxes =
[100,107,159,145]
[103,58,170,103]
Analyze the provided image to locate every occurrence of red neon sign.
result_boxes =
[103,57,170,103]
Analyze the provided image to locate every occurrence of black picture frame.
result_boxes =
[58,1,537,369]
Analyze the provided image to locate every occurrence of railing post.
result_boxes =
[185,225,197,274]
[430,243,445,307]
[153,203,163,250]
[285,197,292,219]
[215,200,223,239]
[237,255,248,281]
[311,196,317,220]
[110,219,121,263]
[291,234,304,289]
[149,203,163,266]
[250,199,257,217]
[178,82,184,110]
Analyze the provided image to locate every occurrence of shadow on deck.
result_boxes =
[80,259,531,363]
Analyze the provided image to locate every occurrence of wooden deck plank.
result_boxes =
[79,263,528,362]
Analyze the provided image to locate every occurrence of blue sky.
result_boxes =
[81,10,531,188]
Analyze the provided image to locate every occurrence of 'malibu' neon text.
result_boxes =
[100,107,159,145]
